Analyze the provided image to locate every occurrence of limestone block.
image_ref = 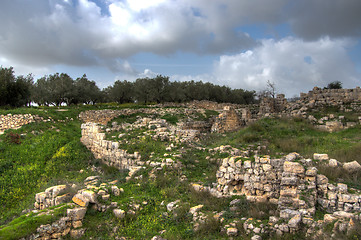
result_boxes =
[72,220,83,228]
[111,186,121,196]
[67,207,87,221]
[280,188,298,198]
[54,193,72,206]
[219,166,227,173]
[316,174,329,185]
[244,160,252,169]
[313,153,329,161]
[280,209,300,219]
[228,157,236,168]
[226,227,238,236]
[329,159,340,167]
[281,177,298,186]
[285,152,299,162]
[260,156,270,164]
[72,193,89,207]
[189,205,203,215]
[332,211,354,219]
[288,214,302,229]
[35,192,47,203]
[283,161,305,175]
[343,161,361,173]
[113,209,126,219]
[45,185,68,198]
[305,167,317,176]
[235,160,242,168]
[337,183,348,194]
[262,164,272,172]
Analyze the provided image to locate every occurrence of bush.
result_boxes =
[5,132,21,144]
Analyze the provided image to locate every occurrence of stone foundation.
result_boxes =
[81,122,142,170]
[216,153,361,217]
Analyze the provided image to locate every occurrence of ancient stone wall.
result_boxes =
[259,87,361,117]
[187,100,242,111]
[0,113,43,134]
[215,153,361,218]
[301,87,361,106]
[211,106,244,133]
[81,122,142,170]
[79,109,123,125]
[179,120,212,132]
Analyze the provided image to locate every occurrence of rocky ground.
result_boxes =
[0,102,361,239]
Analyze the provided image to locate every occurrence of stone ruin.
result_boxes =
[211,106,245,133]
[215,153,361,215]
[81,122,143,171]
[190,152,361,237]
[0,113,44,134]
[259,87,361,117]
[31,176,124,239]
[258,87,361,132]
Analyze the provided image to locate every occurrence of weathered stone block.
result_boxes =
[67,207,87,221]
[343,161,361,173]
[313,153,329,161]
[316,174,328,185]
[283,161,304,175]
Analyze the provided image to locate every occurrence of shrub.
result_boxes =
[195,215,222,236]
[5,132,21,144]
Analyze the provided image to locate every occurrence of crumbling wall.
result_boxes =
[0,113,43,134]
[211,106,244,133]
[301,87,361,106]
[215,153,361,217]
[81,122,142,170]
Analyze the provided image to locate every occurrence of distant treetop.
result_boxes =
[326,81,343,89]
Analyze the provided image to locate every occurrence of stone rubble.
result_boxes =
[29,175,126,239]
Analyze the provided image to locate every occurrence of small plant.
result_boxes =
[5,132,21,144]
[195,215,222,237]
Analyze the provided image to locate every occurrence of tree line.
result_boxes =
[0,66,256,107]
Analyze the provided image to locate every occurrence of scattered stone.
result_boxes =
[167,200,180,212]
[313,153,329,161]
[70,228,86,239]
[226,227,238,236]
[343,161,361,173]
[189,205,203,215]
[113,209,126,219]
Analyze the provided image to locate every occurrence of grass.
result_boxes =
[0,203,72,240]
[0,106,97,224]
[1,103,361,239]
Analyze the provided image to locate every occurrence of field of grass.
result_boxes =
[0,104,360,239]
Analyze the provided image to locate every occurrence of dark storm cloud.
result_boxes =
[288,0,361,40]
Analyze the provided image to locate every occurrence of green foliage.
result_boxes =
[326,81,343,89]
[195,215,222,237]
[0,66,33,107]
[0,204,70,240]
[161,113,179,125]
[0,107,94,224]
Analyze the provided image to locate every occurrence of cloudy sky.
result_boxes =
[1,0,361,97]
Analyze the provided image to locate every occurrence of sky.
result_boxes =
[1,0,361,97]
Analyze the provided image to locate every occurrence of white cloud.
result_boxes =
[127,0,166,12]
[211,37,360,96]
[0,0,361,87]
